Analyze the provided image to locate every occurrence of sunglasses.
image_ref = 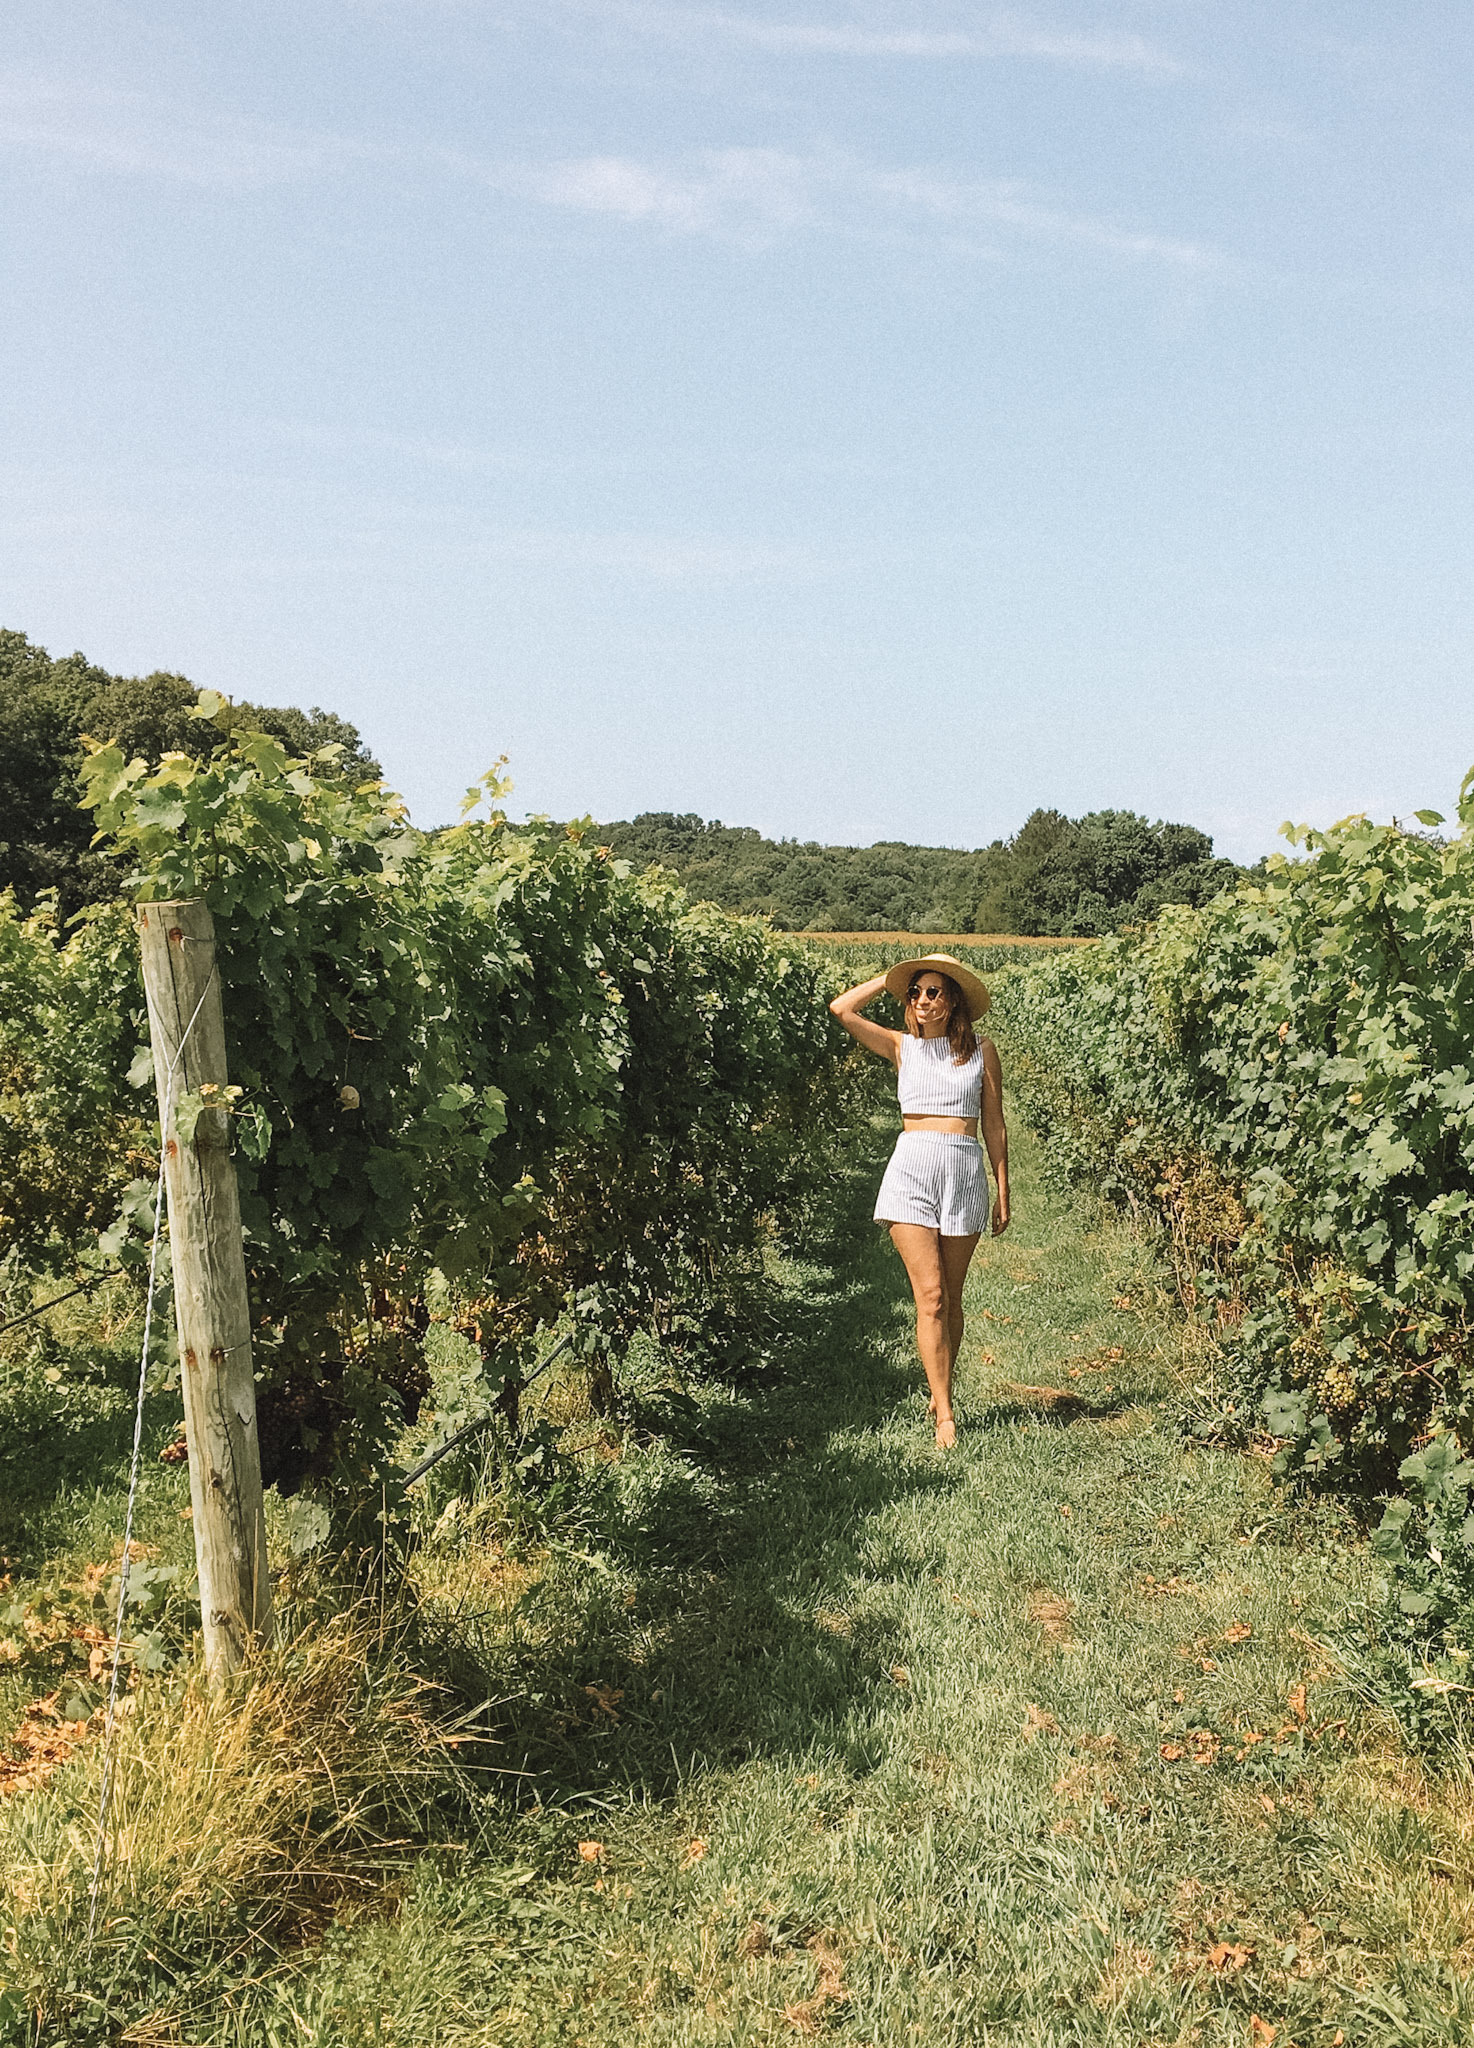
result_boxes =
[907,982,948,1002]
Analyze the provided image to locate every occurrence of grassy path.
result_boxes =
[194,1131,1474,2041]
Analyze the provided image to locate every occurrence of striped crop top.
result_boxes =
[896,1032,983,1119]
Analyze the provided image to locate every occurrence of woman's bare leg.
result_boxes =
[939,1231,982,1380]
[889,1224,958,1446]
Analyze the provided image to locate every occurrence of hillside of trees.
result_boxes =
[598,807,1247,936]
[2,625,1245,940]
[0,630,381,919]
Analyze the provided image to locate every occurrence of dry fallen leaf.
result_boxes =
[1288,1682,1307,1722]
[680,1838,707,1869]
[1023,1703,1060,1739]
[1224,1622,1253,1644]
[0,1694,96,1799]
[1205,1941,1254,1972]
[1249,2018,1277,2046]
[576,1840,604,1862]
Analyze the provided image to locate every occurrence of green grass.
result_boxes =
[0,1278,200,1753]
[7,1124,1474,2043]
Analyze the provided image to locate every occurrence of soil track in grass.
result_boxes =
[38,1127,1474,2044]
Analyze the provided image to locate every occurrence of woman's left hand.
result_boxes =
[991,1191,1011,1236]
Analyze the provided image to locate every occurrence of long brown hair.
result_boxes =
[904,971,977,1065]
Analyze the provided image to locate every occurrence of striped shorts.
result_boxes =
[874,1130,989,1237]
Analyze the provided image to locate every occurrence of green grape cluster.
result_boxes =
[1315,1360,1361,1417]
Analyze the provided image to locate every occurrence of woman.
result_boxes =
[829,954,1009,1448]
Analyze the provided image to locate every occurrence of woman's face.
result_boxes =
[908,975,955,1030]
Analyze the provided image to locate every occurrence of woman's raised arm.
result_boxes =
[980,1037,1010,1235]
[828,973,902,1063]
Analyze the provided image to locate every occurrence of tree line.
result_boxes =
[597,808,1248,936]
[1,630,380,919]
[2,626,1246,936]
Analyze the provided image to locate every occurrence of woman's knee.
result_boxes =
[913,1278,946,1322]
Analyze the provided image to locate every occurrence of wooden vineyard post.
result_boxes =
[138,900,272,1684]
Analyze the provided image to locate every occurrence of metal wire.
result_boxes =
[401,1331,575,1487]
[0,1267,124,1341]
[86,964,217,1948]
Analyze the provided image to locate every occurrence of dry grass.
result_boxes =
[1026,1589,1076,1641]
[0,1607,479,2030]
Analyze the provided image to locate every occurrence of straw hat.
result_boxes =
[884,952,991,1022]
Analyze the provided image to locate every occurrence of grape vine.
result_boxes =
[995,770,1474,1688]
[39,699,854,1498]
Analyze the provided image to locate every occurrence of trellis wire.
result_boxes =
[401,1330,575,1487]
[0,1267,124,1341]
[86,965,217,1948]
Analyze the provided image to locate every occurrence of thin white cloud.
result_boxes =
[0,471,836,585]
[474,146,823,235]
[0,75,1219,272]
[0,76,356,186]
[564,3,1185,73]
[872,165,1216,267]
[474,145,1222,269]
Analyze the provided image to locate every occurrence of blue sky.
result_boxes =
[2,2,1471,859]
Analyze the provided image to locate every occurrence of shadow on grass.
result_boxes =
[458,1133,972,1805]
[968,1393,1136,1432]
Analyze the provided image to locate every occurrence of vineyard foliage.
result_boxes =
[995,775,1474,1671]
[3,698,852,1497]
[0,895,149,1266]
